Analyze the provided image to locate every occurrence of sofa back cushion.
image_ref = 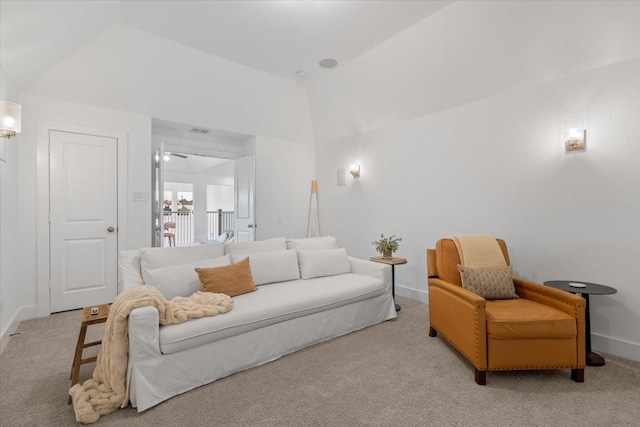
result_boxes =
[232,250,300,286]
[118,250,144,292]
[140,244,225,282]
[298,248,351,279]
[145,255,232,299]
[286,236,337,251]
[224,237,287,256]
[196,257,257,297]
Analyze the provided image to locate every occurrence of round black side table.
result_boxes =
[544,280,617,366]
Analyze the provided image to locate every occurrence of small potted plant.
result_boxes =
[372,234,402,259]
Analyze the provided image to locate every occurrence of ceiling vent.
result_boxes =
[190,128,210,134]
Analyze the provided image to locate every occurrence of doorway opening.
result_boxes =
[161,155,235,246]
[151,118,255,247]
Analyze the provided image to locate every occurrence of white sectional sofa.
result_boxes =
[118,236,396,411]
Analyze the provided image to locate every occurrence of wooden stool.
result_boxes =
[164,221,176,247]
[69,304,110,403]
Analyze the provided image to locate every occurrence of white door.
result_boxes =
[49,130,118,312]
[234,155,255,242]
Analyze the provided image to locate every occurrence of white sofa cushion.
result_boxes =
[118,250,144,292]
[140,244,225,282]
[145,255,232,299]
[158,273,385,354]
[223,237,287,256]
[297,248,351,279]
[286,236,337,251]
[232,250,300,286]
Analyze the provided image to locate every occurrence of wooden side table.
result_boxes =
[69,304,110,403]
[370,256,407,312]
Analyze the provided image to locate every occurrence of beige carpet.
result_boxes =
[1,297,639,426]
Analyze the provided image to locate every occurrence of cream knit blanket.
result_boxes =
[69,286,233,424]
[451,234,506,268]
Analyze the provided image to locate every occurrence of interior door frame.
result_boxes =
[36,120,128,317]
[151,142,166,247]
[234,154,256,242]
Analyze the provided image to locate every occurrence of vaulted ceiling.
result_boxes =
[1,0,453,91]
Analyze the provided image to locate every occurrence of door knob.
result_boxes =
[107,226,115,232]
[248,224,253,228]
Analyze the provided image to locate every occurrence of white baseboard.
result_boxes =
[395,284,428,303]
[1,305,40,338]
[19,305,39,321]
[0,309,21,339]
[592,333,640,363]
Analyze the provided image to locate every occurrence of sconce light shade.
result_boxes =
[349,164,361,178]
[565,128,586,151]
[0,101,22,139]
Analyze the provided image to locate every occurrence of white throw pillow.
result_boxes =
[118,250,144,288]
[224,237,287,256]
[214,232,228,243]
[140,244,225,283]
[232,250,300,286]
[286,236,337,251]
[297,248,351,279]
[144,255,232,299]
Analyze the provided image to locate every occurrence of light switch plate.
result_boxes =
[132,191,149,201]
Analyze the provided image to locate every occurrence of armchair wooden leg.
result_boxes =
[428,326,437,337]
[571,368,584,383]
[475,368,487,385]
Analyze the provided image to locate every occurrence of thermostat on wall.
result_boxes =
[132,191,149,201]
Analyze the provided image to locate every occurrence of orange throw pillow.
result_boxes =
[196,257,257,297]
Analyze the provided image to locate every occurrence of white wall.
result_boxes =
[207,185,234,212]
[254,136,316,240]
[0,68,21,337]
[315,24,640,365]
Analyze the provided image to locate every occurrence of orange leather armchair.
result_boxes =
[427,238,586,384]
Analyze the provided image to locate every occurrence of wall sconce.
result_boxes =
[0,101,22,139]
[565,128,586,151]
[349,164,360,178]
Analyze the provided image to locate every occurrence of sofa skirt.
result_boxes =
[128,291,396,411]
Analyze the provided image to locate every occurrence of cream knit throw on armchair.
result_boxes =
[69,286,233,424]
[451,234,507,268]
